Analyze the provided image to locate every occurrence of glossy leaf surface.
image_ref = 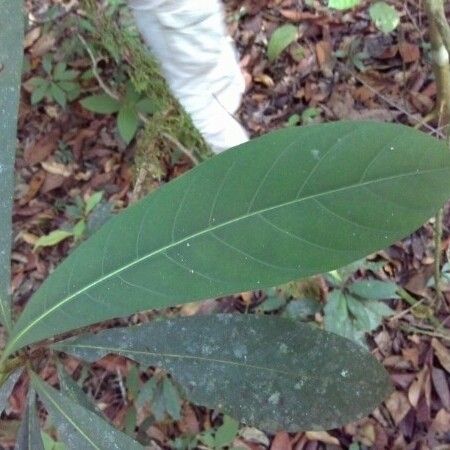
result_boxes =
[54,314,392,431]
[14,390,44,450]
[30,372,143,450]
[0,0,23,330]
[6,122,450,355]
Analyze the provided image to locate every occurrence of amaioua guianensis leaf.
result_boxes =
[14,390,44,450]
[0,0,23,331]
[53,314,391,431]
[30,372,143,450]
[4,121,450,357]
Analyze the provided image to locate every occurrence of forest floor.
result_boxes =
[2,0,450,449]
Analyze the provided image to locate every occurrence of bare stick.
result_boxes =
[161,132,199,165]
[78,33,120,101]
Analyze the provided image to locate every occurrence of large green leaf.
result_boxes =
[4,122,450,357]
[53,314,391,431]
[0,0,23,331]
[30,372,143,450]
[14,389,44,450]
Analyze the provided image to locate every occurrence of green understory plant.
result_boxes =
[3,2,450,449]
[80,82,159,144]
[29,55,81,108]
[34,191,105,249]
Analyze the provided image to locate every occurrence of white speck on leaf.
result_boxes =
[268,392,280,405]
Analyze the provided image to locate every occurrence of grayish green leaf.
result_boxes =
[348,280,399,300]
[0,0,23,330]
[14,389,44,450]
[30,372,143,450]
[57,364,99,415]
[50,83,67,108]
[214,416,239,448]
[267,25,298,62]
[80,95,121,114]
[5,122,450,356]
[0,369,22,413]
[162,378,181,421]
[31,82,50,105]
[135,98,158,115]
[324,290,392,345]
[117,106,139,144]
[53,314,391,432]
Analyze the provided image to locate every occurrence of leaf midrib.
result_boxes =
[56,343,313,379]
[8,166,446,352]
[32,376,101,449]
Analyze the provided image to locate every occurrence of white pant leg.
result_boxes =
[128,0,249,153]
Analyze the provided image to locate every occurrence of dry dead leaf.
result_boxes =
[270,431,292,450]
[41,160,72,177]
[385,391,411,425]
[431,409,450,433]
[19,170,46,205]
[239,427,270,446]
[30,33,56,57]
[305,431,340,445]
[24,132,59,166]
[398,42,420,64]
[432,338,450,373]
[253,74,275,88]
[24,27,41,49]
[408,367,427,408]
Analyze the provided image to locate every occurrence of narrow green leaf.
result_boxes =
[57,364,99,415]
[117,106,139,144]
[5,122,450,356]
[369,2,400,34]
[53,62,67,80]
[0,369,22,413]
[50,83,67,108]
[30,372,143,450]
[135,98,158,115]
[14,389,45,450]
[42,55,53,75]
[80,95,121,114]
[31,82,50,105]
[58,81,79,93]
[162,378,181,421]
[328,0,361,10]
[34,230,74,250]
[85,192,103,215]
[53,314,392,431]
[0,0,23,330]
[267,25,298,62]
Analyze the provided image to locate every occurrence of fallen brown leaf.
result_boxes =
[432,338,450,373]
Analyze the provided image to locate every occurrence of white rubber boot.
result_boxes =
[128,0,249,153]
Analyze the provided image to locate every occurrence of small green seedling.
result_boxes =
[29,55,80,107]
[80,82,158,144]
[34,191,104,250]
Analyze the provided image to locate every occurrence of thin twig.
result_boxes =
[161,132,199,165]
[338,63,445,138]
[399,323,450,341]
[434,208,444,307]
[78,33,120,100]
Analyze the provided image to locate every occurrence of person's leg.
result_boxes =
[128,0,249,153]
